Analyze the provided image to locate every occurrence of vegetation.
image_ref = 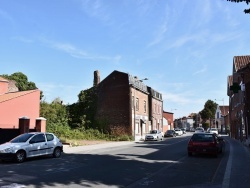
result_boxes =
[199,100,217,128]
[227,0,250,14]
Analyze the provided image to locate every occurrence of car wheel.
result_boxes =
[188,152,192,156]
[53,147,62,158]
[16,150,26,163]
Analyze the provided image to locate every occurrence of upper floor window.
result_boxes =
[132,96,134,109]
[144,100,146,113]
[154,104,156,113]
[136,98,139,111]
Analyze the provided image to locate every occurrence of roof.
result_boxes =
[0,76,9,82]
[219,106,229,116]
[0,89,39,103]
[233,55,250,72]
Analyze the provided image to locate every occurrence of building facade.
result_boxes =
[227,56,250,141]
[94,70,163,141]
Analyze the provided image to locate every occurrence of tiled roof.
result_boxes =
[233,55,250,72]
[0,76,9,82]
[0,90,39,103]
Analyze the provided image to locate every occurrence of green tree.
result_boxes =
[67,87,97,130]
[227,0,250,14]
[199,100,217,127]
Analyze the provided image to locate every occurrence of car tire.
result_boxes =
[53,147,62,158]
[15,150,26,163]
[188,152,192,156]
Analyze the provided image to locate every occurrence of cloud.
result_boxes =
[11,36,33,43]
[40,38,121,63]
[193,65,207,75]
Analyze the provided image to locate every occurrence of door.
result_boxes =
[28,133,48,157]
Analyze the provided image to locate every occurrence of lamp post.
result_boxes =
[131,78,148,142]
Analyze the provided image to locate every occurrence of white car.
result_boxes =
[174,129,183,136]
[145,130,163,141]
[0,132,63,163]
[195,127,204,133]
[209,128,219,135]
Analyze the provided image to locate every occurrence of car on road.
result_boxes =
[145,130,163,141]
[195,127,205,133]
[164,130,176,137]
[187,132,225,157]
[174,129,183,136]
[0,132,63,163]
[208,128,219,135]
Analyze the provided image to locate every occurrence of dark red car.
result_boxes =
[187,132,225,157]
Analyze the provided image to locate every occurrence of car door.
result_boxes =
[45,133,56,155]
[28,133,48,157]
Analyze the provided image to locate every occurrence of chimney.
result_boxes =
[93,70,100,86]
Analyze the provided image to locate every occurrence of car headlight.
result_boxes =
[0,147,13,153]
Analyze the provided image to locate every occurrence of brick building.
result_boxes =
[227,56,250,141]
[162,111,174,132]
[94,70,163,141]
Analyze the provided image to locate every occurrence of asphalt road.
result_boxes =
[1,132,250,188]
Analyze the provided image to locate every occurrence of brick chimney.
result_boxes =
[93,70,100,86]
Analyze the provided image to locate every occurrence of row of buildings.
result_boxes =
[0,70,175,142]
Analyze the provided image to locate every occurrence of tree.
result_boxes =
[1,72,44,99]
[199,100,217,127]
[227,0,250,14]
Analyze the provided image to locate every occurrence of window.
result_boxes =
[144,100,146,113]
[154,104,156,113]
[136,98,139,111]
[46,134,54,141]
[30,134,46,143]
[132,96,134,109]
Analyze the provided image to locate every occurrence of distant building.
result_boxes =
[162,111,174,132]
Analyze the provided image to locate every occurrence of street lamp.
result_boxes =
[131,77,148,142]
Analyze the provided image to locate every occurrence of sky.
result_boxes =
[1,0,250,119]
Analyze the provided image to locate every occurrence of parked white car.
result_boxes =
[0,132,63,163]
[208,128,219,135]
[145,130,163,141]
[174,129,183,136]
[195,127,205,133]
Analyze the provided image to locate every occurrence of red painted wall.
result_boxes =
[0,90,40,129]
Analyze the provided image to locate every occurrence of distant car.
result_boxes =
[181,128,186,134]
[164,130,176,137]
[195,127,204,133]
[145,130,163,141]
[0,132,63,163]
[174,129,183,136]
[208,128,219,135]
[187,132,225,157]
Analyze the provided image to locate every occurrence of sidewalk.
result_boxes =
[63,141,136,154]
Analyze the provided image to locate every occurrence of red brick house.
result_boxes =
[227,56,250,141]
[0,76,42,143]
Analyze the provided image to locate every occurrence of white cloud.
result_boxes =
[40,38,121,63]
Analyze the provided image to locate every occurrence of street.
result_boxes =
[1,132,250,188]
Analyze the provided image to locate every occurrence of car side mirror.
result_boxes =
[29,140,36,144]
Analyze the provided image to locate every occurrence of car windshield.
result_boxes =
[167,130,173,133]
[192,134,214,142]
[10,133,35,143]
[150,130,157,134]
